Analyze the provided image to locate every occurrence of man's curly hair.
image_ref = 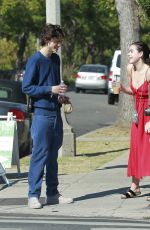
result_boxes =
[40,24,65,46]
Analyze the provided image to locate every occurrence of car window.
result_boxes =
[0,80,26,104]
[116,54,121,68]
[80,66,106,73]
[0,87,12,99]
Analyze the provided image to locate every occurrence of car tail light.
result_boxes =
[108,71,113,81]
[76,73,81,78]
[109,71,113,76]
[9,108,25,121]
[101,75,107,80]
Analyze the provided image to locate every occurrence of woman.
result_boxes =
[121,41,150,199]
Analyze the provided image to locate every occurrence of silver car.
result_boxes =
[75,64,108,94]
[0,79,31,158]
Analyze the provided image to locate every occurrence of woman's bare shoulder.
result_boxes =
[127,64,133,72]
[127,64,133,79]
[147,65,150,81]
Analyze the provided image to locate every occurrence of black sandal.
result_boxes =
[121,189,141,199]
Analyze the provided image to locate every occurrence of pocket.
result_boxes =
[47,116,57,129]
[31,115,57,138]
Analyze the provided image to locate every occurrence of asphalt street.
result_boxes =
[0,214,150,230]
[66,91,118,136]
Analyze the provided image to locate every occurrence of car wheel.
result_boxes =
[108,93,115,105]
[104,89,108,95]
[115,94,119,103]
[75,87,80,93]
[81,89,86,93]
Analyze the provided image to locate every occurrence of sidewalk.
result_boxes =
[0,138,150,221]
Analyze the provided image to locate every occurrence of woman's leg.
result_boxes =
[121,176,141,199]
[130,176,140,192]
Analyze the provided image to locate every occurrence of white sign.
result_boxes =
[0,162,5,174]
[0,113,20,184]
[0,120,15,168]
[0,162,10,185]
[0,114,20,173]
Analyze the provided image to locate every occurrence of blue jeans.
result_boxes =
[28,109,63,198]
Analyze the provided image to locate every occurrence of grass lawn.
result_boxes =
[20,125,130,174]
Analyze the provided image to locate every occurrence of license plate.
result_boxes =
[114,75,120,82]
[88,76,94,80]
[81,76,87,80]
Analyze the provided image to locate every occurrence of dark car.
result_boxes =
[0,79,31,158]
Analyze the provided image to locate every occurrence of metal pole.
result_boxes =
[46,0,62,80]
[45,0,76,157]
[46,0,61,24]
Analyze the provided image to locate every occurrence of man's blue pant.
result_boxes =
[28,109,63,198]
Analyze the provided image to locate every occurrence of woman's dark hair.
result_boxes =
[131,41,150,65]
[39,24,65,46]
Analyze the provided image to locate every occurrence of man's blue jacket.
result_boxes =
[22,51,61,111]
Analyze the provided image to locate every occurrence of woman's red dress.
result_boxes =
[128,80,150,179]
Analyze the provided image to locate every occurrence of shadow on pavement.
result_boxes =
[97,164,127,170]
[77,148,129,157]
[3,172,28,179]
[74,184,150,202]
[0,197,45,206]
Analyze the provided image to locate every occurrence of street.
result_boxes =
[0,213,150,229]
[66,90,118,136]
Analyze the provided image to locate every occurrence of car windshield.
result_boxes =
[79,66,106,73]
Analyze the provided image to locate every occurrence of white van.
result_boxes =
[108,50,121,104]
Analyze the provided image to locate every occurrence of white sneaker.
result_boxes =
[46,193,73,205]
[28,197,42,209]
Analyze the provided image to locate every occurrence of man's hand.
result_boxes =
[51,84,68,94]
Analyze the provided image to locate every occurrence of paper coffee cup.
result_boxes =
[112,82,120,94]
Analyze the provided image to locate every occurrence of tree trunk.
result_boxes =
[115,0,140,126]
[16,32,28,70]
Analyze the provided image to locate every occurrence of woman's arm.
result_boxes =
[144,67,150,133]
[120,64,133,95]
[120,84,133,95]
[145,121,150,133]
[146,66,150,82]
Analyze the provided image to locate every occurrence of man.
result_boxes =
[22,24,73,209]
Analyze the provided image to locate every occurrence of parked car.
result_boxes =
[108,50,121,104]
[75,64,108,94]
[15,66,26,82]
[0,79,31,158]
